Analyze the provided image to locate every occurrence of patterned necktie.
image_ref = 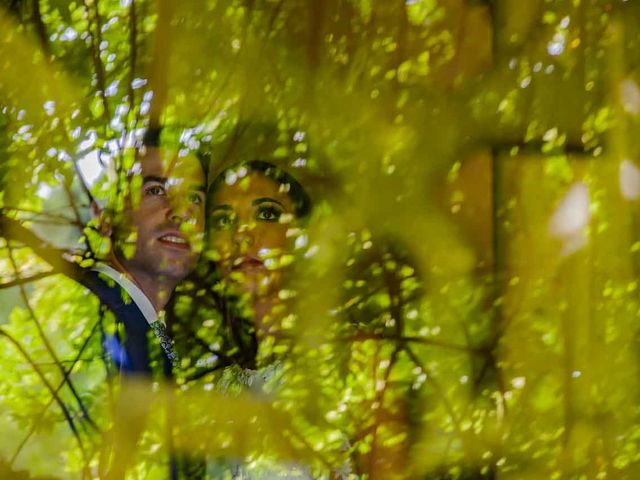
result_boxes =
[150,320,179,368]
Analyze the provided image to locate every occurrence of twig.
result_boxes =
[0,270,56,289]
[5,205,85,224]
[5,243,99,434]
[83,0,111,121]
[0,213,75,274]
[334,332,481,354]
[10,317,103,465]
[127,0,137,120]
[0,327,86,459]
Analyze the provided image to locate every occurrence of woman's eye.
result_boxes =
[256,206,282,222]
[212,213,235,230]
[145,184,166,196]
[188,191,204,205]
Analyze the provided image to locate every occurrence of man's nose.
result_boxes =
[166,196,194,225]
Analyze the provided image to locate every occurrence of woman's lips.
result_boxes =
[231,257,265,272]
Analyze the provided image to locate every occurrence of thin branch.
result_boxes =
[5,205,86,224]
[83,0,111,121]
[0,270,56,289]
[127,0,138,121]
[10,317,103,465]
[403,344,466,445]
[70,157,96,208]
[0,327,86,458]
[0,213,76,274]
[367,344,401,476]
[60,170,92,251]
[365,251,410,476]
[13,217,83,227]
[335,332,481,354]
[282,422,335,472]
[5,243,99,434]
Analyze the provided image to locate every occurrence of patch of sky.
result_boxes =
[104,138,122,155]
[102,17,118,31]
[115,104,129,117]
[77,150,104,187]
[36,182,53,199]
[60,27,78,41]
[547,33,565,56]
[105,80,119,97]
[620,79,640,115]
[110,117,124,132]
[78,131,98,152]
[43,101,56,115]
[131,78,147,89]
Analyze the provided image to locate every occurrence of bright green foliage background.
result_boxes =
[2,0,640,478]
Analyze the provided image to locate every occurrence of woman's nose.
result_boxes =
[232,223,255,250]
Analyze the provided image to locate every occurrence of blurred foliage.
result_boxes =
[2,0,640,478]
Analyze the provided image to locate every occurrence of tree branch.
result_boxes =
[31,0,49,56]
[148,0,173,128]
[0,212,81,277]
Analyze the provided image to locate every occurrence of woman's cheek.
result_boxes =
[261,224,290,252]
[210,235,232,262]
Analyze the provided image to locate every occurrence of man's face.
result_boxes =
[114,148,206,282]
[209,171,296,297]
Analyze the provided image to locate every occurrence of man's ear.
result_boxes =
[91,200,113,237]
[90,199,102,218]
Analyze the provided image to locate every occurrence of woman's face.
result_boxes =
[209,171,296,297]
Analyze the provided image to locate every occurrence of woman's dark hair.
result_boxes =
[207,160,312,220]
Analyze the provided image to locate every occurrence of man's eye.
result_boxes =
[256,206,282,222]
[145,184,166,196]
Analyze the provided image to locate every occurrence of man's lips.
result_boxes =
[156,231,190,251]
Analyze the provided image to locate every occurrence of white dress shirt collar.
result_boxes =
[92,263,160,326]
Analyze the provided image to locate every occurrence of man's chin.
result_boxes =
[154,255,197,281]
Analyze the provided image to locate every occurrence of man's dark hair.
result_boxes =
[141,126,209,182]
[142,126,162,147]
